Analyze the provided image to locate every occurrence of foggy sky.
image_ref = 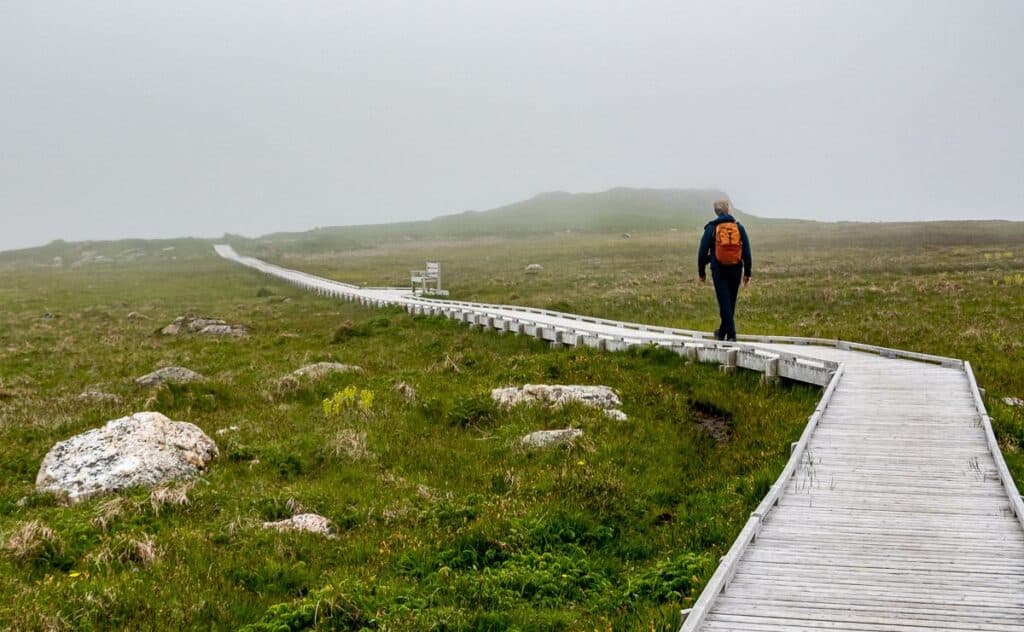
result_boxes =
[2,1,1023,251]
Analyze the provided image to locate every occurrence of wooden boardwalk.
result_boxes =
[214,245,1024,630]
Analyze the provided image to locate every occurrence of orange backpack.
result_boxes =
[714,222,743,265]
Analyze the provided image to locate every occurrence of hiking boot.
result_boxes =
[725,334,737,342]
[714,329,725,341]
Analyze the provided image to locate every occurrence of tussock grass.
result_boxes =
[0,222,1019,628]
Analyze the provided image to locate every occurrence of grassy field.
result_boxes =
[1,219,1023,630]
[0,252,820,630]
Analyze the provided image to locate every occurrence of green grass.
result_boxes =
[1,219,1022,630]
[0,255,820,630]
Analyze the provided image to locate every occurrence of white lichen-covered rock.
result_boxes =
[78,389,122,404]
[262,513,333,536]
[197,324,247,337]
[1004,397,1024,408]
[290,362,364,380]
[525,263,544,273]
[393,382,417,401]
[35,411,218,502]
[492,384,622,411]
[135,366,206,386]
[603,409,628,421]
[519,428,583,449]
[161,316,245,336]
[186,318,226,332]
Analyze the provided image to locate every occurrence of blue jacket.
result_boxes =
[698,214,752,278]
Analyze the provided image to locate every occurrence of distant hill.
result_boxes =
[1,187,741,264]
[5,187,1022,264]
[426,187,738,234]
[252,187,746,252]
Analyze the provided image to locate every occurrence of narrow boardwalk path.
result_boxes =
[696,346,1024,630]
[214,246,1024,630]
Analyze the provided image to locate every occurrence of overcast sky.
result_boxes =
[2,1,1022,251]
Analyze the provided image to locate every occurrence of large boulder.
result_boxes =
[519,428,583,449]
[492,384,622,411]
[135,366,206,386]
[35,411,218,502]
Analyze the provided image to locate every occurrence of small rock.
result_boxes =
[622,233,632,239]
[262,513,333,536]
[492,384,622,411]
[604,409,628,421]
[394,382,417,401]
[161,316,245,336]
[127,311,147,320]
[525,263,544,273]
[198,324,247,337]
[519,428,583,449]
[41,312,56,320]
[1004,397,1024,408]
[78,390,121,404]
[290,362,364,380]
[35,411,218,502]
[216,425,240,436]
[186,318,227,332]
[135,366,206,387]
[161,321,184,335]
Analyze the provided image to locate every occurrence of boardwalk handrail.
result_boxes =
[678,363,845,631]
[218,245,961,368]
[965,361,1024,532]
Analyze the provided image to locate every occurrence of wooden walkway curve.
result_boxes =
[214,245,1024,630]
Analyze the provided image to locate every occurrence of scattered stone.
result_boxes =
[127,311,148,320]
[78,390,122,404]
[519,428,583,449]
[393,382,417,401]
[622,233,632,239]
[216,425,240,436]
[197,324,247,337]
[35,411,218,502]
[492,384,622,411]
[186,318,227,332]
[290,362,364,380]
[262,513,333,536]
[1004,397,1024,408]
[161,316,246,336]
[161,320,184,335]
[525,263,544,273]
[416,484,444,501]
[41,312,56,320]
[330,429,368,460]
[135,366,206,387]
[603,409,628,421]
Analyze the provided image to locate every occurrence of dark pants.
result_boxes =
[712,265,743,339]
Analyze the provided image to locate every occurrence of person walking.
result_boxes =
[698,199,752,341]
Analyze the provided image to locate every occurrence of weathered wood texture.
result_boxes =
[214,245,1024,629]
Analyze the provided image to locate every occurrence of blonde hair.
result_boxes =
[713,199,732,216]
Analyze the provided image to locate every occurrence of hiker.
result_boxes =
[698,199,752,341]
